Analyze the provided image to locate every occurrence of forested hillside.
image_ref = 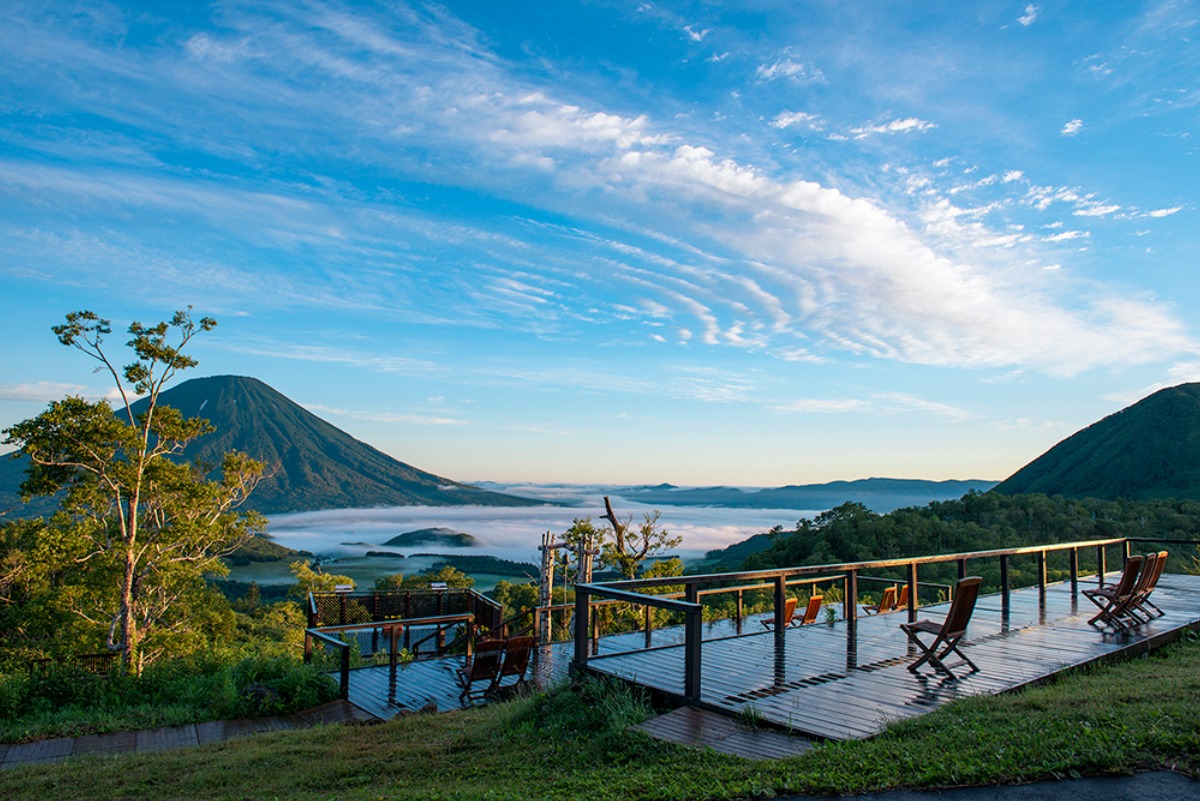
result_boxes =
[709,492,1200,592]
[995,383,1200,501]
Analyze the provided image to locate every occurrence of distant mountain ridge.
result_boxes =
[994,383,1200,501]
[620,477,997,514]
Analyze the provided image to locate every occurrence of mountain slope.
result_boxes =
[993,383,1200,501]
[134,375,542,513]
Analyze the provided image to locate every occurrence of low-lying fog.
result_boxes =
[265,483,820,568]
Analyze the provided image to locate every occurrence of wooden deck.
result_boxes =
[340,573,1200,739]
[581,572,1200,740]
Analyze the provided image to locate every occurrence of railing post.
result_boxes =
[1000,554,1010,609]
[1123,539,1132,561]
[906,562,918,622]
[684,594,702,702]
[339,643,350,699]
[572,586,590,675]
[773,575,788,634]
[1069,547,1079,593]
[644,604,653,648]
[303,631,312,663]
[1036,550,1047,596]
[844,570,858,625]
[1097,545,1107,586]
[957,558,968,581]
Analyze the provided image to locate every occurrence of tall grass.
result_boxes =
[0,653,337,743]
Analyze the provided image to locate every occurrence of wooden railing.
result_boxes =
[304,612,477,698]
[572,536,1147,702]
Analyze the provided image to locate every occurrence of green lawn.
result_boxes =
[3,635,1199,800]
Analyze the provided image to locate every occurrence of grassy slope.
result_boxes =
[3,635,1200,800]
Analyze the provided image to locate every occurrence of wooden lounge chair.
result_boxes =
[799,593,824,625]
[862,586,897,615]
[1130,550,1168,621]
[1110,551,1166,627]
[760,596,798,629]
[900,576,983,679]
[1083,554,1145,631]
[492,635,536,696]
[457,638,504,706]
[896,584,909,610]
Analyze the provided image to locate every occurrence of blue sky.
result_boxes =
[1,1,1198,486]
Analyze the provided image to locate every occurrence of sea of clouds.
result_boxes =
[265,483,819,567]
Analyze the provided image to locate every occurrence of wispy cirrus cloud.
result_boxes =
[0,381,120,404]
[850,117,936,138]
[774,392,974,421]
[756,57,824,83]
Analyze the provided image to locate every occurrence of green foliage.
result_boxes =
[736,493,1200,592]
[287,560,354,598]
[413,553,539,578]
[0,653,336,743]
[995,382,1200,501]
[405,564,475,588]
[1,310,265,671]
[7,640,1200,799]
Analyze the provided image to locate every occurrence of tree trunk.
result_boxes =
[120,546,138,672]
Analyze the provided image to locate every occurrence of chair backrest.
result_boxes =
[896,584,909,609]
[498,635,536,679]
[780,596,798,622]
[1133,552,1159,596]
[1147,550,1168,591]
[942,577,983,638]
[467,638,504,682]
[1111,554,1145,599]
[876,586,897,613]
[801,594,823,624]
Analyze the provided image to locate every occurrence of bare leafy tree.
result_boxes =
[598,496,683,580]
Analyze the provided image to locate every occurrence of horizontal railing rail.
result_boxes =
[305,629,352,699]
[305,612,475,662]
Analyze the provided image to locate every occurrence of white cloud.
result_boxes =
[774,398,868,413]
[774,392,973,421]
[756,58,824,83]
[1017,5,1040,26]
[1043,230,1089,242]
[770,110,821,130]
[0,381,117,404]
[304,404,465,426]
[851,117,936,138]
[682,25,709,42]
[1147,206,1182,218]
[1061,118,1084,136]
[1073,203,1120,217]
